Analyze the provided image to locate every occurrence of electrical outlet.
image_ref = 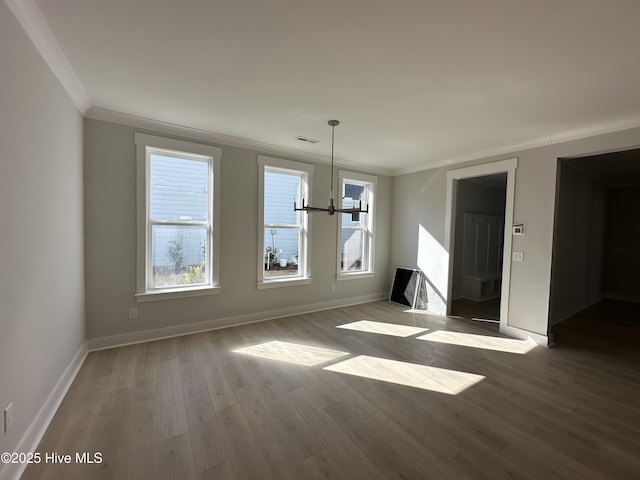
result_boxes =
[330,283,336,292]
[512,251,524,262]
[128,307,138,319]
[4,403,13,433]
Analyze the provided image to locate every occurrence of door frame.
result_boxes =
[444,158,517,333]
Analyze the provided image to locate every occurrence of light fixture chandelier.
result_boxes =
[294,120,369,216]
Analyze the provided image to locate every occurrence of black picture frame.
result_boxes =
[389,267,421,308]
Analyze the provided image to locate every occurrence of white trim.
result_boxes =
[136,286,221,303]
[0,343,87,480]
[391,115,640,177]
[134,133,222,296]
[426,302,447,316]
[257,155,313,286]
[88,108,393,176]
[500,325,551,347]
[87,293,387,351]
[135,133,223,159]
[256,278,312,289]
[337,170,377,278]
[4,0,90,114]
[444,158,518,337]
[336,272,376,281]
[258,155,314,172]
[338,170,378,185]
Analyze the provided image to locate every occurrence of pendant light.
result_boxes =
[294,120,369,216]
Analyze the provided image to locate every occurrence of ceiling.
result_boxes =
[20,0,640,175]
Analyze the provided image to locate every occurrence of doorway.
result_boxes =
[444,158,518,336]
[549,148,640,341]
[450,174,507,327]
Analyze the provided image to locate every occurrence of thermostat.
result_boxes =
[513,224,525,235]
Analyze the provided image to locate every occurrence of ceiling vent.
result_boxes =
[296,136,320,144]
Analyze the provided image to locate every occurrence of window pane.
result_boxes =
[264,170,300,225]
[342,183,366,227]
[264,228,300,278]
[341,229,364,272]
[151,225,207,288]
[150,153,208,222]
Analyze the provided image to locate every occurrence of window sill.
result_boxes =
[337,272,375,281]
[257,277,312,290]
[136,285,221,302]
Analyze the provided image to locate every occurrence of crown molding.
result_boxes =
[5,0,90,114]
[86,107,394,176]
[392,115,640,177]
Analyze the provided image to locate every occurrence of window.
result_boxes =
[337,171,376,278]
[135,133,221,301]
[258,156,312,288]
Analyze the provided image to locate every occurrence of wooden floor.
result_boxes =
[22,300,640,480]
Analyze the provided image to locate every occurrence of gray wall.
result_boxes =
[603,186,640,301]
[84,118,391,341]
[549,163,605,324]
[0,1,85,461]
[390,127,640,337]
[452,179,506,298]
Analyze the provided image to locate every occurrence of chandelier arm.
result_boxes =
[299,206,331,212]
[334,205,369,214]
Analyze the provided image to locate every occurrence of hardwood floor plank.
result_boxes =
[286,387,388,480]
[195,461,236,480]
[157,358,188,441]
[157,432,195,480]
[234,385,309,480]
[107,344,139,392]
[364,411,455,479]
[181,369,228,473]
[302,448,352,480]
[324,400,434,480]
[216,404,274,480]
[121,395,158,480]
[195,334,238,411]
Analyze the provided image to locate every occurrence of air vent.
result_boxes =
[296,136,320,144]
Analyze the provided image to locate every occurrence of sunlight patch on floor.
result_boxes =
[417,330,536,354]
[232,341,350,366]
[324,355,484,394]
[337,320,428,337]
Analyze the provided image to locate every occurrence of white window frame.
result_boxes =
[135,133,222,302]
[257,155,313,289]
[337,170,376,280]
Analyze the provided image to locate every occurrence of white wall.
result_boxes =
[0,1,85,472]
[83,118,391,344]
[390,128,640,339]
[549,163,605,324]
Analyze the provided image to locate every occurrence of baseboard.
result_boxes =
[500,324,551,347]
[426,302,447,316]
[88,293,387,351]
[0,343,88,480]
